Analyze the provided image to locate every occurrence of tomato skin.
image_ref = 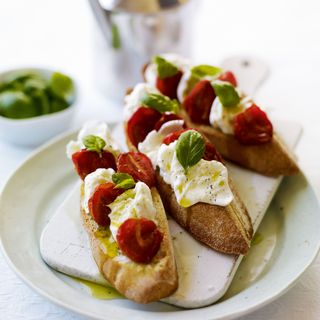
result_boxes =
[88,182,124,227]
[154,112,185,131]
[234,104,273,145]
[117,218,163,263]
[72,149,117,180]
[218,71,237,87]
[127,107,162,147]
[156,70,183,99]
[183,80,216,125]
[162,128,190,145]
[117,152,156,187]
[203,142,223,162]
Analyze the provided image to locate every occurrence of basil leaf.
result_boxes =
[141,93,179,114]
[83,135,106,156]
[212,82,240,107]
[154,56,179,79]
[49,72,74,104]
[112,173,136,190]
[175,130,205,172]
[111,22,121,49]
[191,65,222,79]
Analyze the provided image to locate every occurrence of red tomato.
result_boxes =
[203,142,223,162]
[218,71,237,87]
[72,149,117,180]
[162,128,190,145]
[88,182,124,227]
[154,112,185,131]
[127,107,162,147]
[117,218,163,263]
[117,152,156,187]
[156,70,183,99]
[183,80,216,125]
[234,104,273,145]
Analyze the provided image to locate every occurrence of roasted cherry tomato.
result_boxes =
[162,128,190,145]
[156,70,183,100]
[203,142,223,162]
[154,112,185,131]
[218,71,237,87]
[127,107,162,147]
[234,104,273,145]
[72,149,117,180]
[117,218,163,263]
[88,182,124,227]
[183,80,216,125]
[117,152,156,187]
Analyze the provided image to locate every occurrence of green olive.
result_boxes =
[0,91,39,119]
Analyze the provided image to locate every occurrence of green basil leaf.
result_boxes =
[212,82,240,107]
[83,135,106,156]
[49,72,74,104]
[141,93,179,114]
[175,130,205,172]
[112,173,136,190]
[153,56,179,79]
[111,22,121,49]
[191,65,222,79]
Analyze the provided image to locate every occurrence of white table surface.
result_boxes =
[0,0,320,319]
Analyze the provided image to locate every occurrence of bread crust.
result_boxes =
[80,184,178,303]
[183,112,299,176]
[124,123,253,255]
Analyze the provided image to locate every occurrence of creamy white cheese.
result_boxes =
[66,121,120,158]
[123,83,159,121]
[138,119,185,168]
[157,140,234,208]
[209,94,253,135]
[144,53,191,88]
[82,168,157,242]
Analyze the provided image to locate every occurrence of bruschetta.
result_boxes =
[66,121,178,303]
[143,54,299,176]
[124,85,253,255]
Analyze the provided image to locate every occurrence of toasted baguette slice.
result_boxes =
[124,124,253,255]
[182,112,299,177]
[80,184,178,303]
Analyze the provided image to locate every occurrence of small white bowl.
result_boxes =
[0,68,78,147]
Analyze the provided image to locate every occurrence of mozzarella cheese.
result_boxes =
[209,94,253,135]
[123,83,159,121]
[157,141,233,208]
[66,121,120,158]
[144,53,191,88]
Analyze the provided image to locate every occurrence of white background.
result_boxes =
[0,0,320,319]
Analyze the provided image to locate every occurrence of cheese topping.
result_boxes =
[209,95,253,134]
[66,121,120,158]
[83,168,157,242]
[144,53,191,88]
[157,141,233,208]
[123,83,159,121]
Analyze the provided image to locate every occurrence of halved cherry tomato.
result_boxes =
[203,142,223,162]
[183,80,216,125]
[72,149,117,180]
[156,70,183,99]
[88,182,124,227]
[117,152,156,187]
[162,128,190,145]
[154,112,185,131]
[117,218,163,263]
[127,107,162,147]
[218,71,237,87]
[234,104,273,145]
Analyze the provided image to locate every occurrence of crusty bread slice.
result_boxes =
[80,184,178,303]
[124,124,253,255]
[181,111,299,177]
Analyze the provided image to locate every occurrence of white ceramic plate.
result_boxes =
[1,124,320,320]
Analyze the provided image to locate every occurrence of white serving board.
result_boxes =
[40,120,301,308]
